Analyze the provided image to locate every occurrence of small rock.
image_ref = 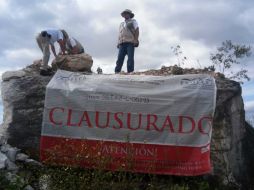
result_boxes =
[5,172,25,185]
[0,144,12,153]
[25,158,43,167]
[2,70,26,81]
[16,153,29,161]
[6,159,19,171]
[5,172,15,181]
[0,151,8,169]
[39,174,51,190]
[6,147,20,162]
[0,135,6,145]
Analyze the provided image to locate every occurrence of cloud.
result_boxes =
[238,7,254,35]
[0,0,253,115]
[0,0,253,74]
[0,48,40,71]
[243,83,254,98]
[0,0,8,13]
[242,80,254,114]
[4,48,39,60]
[245,100,254,112]
[242,80,254,119]
[148,0,254,45]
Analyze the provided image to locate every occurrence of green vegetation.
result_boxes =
[171,45,187,67]
[0,165,240,190]
[1,144,242,190]
[210,40,251,83]
[0,171,26,190]
[171,40,252,83]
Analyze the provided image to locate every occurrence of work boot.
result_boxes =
[47,67,53,72]
[40,69,52,76]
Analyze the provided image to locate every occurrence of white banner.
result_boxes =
[42,70,217,147]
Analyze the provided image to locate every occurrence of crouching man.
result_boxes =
[36,29,67,76]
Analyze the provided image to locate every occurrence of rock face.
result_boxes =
[0,65,51,159]
[1,64,253,188]
[211,78,247,186]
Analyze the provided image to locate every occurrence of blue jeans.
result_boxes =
[115,42,135,73]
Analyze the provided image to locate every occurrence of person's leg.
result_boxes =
[36,34,51,71]
[41,40,50,70]
[115,44,127,73]
[126,43,135,73]
[36,34,43,52]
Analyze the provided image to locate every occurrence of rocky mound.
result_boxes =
[0,64,253,189]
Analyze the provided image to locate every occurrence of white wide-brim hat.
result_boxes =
[121,9,134,18]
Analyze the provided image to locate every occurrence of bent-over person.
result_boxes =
[36,29,67,75]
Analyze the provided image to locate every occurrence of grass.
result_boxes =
[0,159,240,190]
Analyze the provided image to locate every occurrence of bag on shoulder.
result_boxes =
[126,21,139,48]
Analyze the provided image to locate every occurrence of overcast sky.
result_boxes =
[0,0,253,118]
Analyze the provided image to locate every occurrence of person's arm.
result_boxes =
[131,20,139,46]
[68,38,80,54]
[58,39,66,55]
[134,27,139,45]
[50,44,57,57]
[71,46,79,54]
[117,23,123,48]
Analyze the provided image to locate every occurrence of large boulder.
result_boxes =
[0,65,253,188]
[51,53,93,72]
[0,66,51,159]
[211,78,247,186]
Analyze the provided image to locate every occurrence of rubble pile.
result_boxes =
[0,135,43,190]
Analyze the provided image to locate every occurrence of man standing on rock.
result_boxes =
[36,29,67,75]
[115,9,139,73]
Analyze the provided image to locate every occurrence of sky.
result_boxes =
[0,0,253,121]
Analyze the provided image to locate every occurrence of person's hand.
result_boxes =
[134,40,139,47]
[58,52,66,56]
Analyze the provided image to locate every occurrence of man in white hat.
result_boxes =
[115,9,139,73]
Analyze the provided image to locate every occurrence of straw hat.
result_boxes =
[121,9,134,18]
